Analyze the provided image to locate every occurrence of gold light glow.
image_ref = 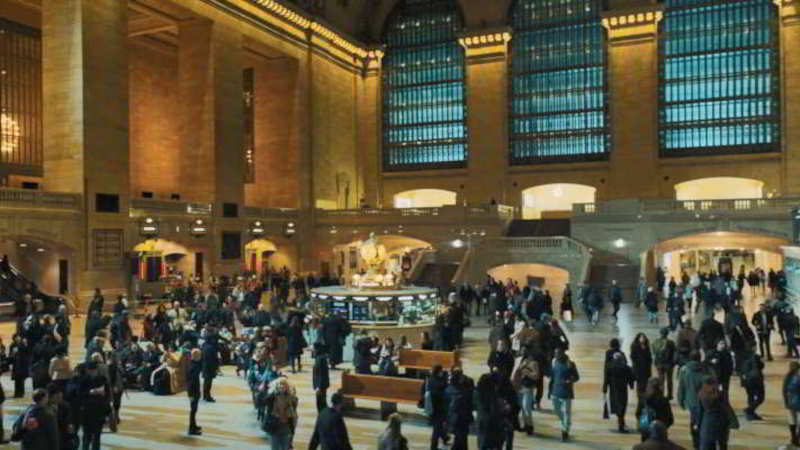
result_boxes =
[1,113,20,155]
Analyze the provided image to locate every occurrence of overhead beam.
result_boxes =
[128,0,178,25]
[129,15,176,37]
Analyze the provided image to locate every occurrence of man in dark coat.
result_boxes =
[705,340,733,393]
[424,365,449,450]
[312,341,330,413]
[186,348,202,435]
[309,392,352,450]
[322,313,351,370]
[80,361,110,450]
[741,351,765,421]
[609,280,623,321]
[445,369,473,450]
[751,303,774,361]
[201,326,220,402]
[19,388,58,450]
[697,317,725,353]
[603,351,634,433]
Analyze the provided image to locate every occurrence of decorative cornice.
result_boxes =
[457,27,512,64]
[778,0,800,23]
[601,5,664,44]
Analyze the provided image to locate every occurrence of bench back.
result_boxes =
[398,348,459,370]
[341,371,423,403]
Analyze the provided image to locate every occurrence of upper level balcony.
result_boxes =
[573,197,800,219]
[315,204,515,227]
[0,188,80,212]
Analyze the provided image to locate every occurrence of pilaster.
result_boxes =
[602,6,664,200]
[458,28,512,205]
[780,0,800,194]
[356,48,384,209]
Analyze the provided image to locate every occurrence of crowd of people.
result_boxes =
[0,259,798,449]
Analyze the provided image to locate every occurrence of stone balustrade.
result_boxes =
[316,204,515,225]
[129,198,213,216]
[0,188,80,210]
[574,197,800,216]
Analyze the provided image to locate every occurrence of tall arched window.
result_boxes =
[509,0,609,165]
[382,0,467,172]
[659,0,780,157]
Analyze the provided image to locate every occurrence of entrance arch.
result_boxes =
[650,231,787,281]
[521,183,596,219]
[0,236,76,296]
[674,177,764,201]
[332,234,433,283]
[131,238,206,286]
[245,238,294,274]
[487,263,570,300]
[393,189,457,208]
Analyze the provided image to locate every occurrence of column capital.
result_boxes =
[457,27,512,63]
[358,45,385,78]
[777,0,800,24]
[601,5,664,44]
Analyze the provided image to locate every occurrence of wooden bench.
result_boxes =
[340,370,423,420]
[397,348,460,371]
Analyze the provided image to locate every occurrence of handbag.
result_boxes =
[261,413,279,433]
[724,401,740,430]
[602,394,609,419]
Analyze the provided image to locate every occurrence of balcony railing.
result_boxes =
[129,199,212,216]
[574,197,800,216]
[0,188,80,211]
[316,204,516,225]
[244,206,299,219]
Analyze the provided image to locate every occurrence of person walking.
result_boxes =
[378,413,408,450]
[512,353,540,435]
[697,377,734,449]
[783,361,800,446]
[677,351,705,449]
[752,303,774,361]
[445,368,474,450]
[652,328,676,400]
[605,351,635,433]
[631,333,654,400]
[633,421,686,450]
[286,316,306,373]
[201,325,220,402]
[638,378,673,442]
[187,348,202,436]
[309,392,352,450]
[423,365,449,450]
[80,361,110,450]
[645,288,659,324]
[741,351,765,421]
[705,340,733,393]
[610,280,623,321]
[551,348,579,442]
[264,377,298,450]
[18,388,58,450]
[312,340,330,413]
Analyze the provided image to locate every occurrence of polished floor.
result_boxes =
[0,289,794,449]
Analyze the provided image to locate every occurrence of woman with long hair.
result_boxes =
[630,333,653,397]
[783,361,800,446]
[378,412,408,450]
[264,377,298,450]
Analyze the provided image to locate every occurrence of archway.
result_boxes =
[674,177,764,201]
[393,189,457,209]
[521,184,596,219]
[650,231,786,282]
[244,238,294,275]
[0,236,76,297]
[487,263,570,301]
[131,238,208,299]
[332,235,433,283]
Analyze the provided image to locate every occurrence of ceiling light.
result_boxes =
[36,248,44,252]
[18,242,27,248]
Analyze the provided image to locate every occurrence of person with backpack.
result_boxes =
[637,378,673,443]
[604,351,635,433]
[512,352,540,435]
[652,328,676,400]
[14,388,57,450]
[677,351,705,449]
[550,348,579,442]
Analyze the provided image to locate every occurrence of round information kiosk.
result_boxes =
[311,233,440,346]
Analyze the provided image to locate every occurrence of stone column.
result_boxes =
[356,49,384,208]
[780,0,800,194]
[178,19,245,207]
[458,29,512,205]
[42,0,130,300]
[602,7,664,199]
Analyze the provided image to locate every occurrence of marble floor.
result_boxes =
[0,289,794,449]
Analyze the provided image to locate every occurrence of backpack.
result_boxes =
[639,405,655,431]
[10,406,34,442]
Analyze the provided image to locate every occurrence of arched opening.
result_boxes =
[0,236,76,298]
[131,238,208,299]
[332,235,433,284]
[244,238,294,275]
[650,232,786,299]
[487,263,570,301]
[674,177,764,201]
[521,183,596,219]
[393,189,457,209]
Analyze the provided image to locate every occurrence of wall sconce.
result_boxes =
[140,217,159,237]
[190,219,207,238]
[250,220,265,237]
[284,221,296,238]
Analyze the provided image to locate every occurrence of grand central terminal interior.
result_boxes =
[0,0,798,448]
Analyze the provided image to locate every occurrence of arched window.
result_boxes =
[382,0,467,171]
[509,0,609,165]
[659,0,780,157]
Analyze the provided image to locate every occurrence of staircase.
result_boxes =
[0,263,60,315]
[415,263,460,291]
[505,219,571,237]
[586,248,640,301]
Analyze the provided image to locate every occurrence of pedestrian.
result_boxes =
[631,333,653,398]
[487,340,514,378]
[697,376,734,449]
[378,413,408,450]
[187,348,202,436]
[638,378,673,442]
[652,328,676,400]
[705,340,733,393]
[512,352,540,435]
[80,361,110,450]
[604,351,635,433]
[286,315,306,373]
[677,351,705,449]
[264,377,298,450]
[741,351,765,421]
[309,391,352,450]
[322,313,351,370]
[201,325,220,402]
[475,373,503,449]
[312,340,330,412]
[550,348,579,442]
[752,303,774,361]
[632,421,685,450]
[783,361,800,446]
[10,334,30,398]
[645,287,659,323]
[17,388,58,450]
[423,365,448,450]
[610,280,623,321]
[560,284,573,321]
[445,368,473,449]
